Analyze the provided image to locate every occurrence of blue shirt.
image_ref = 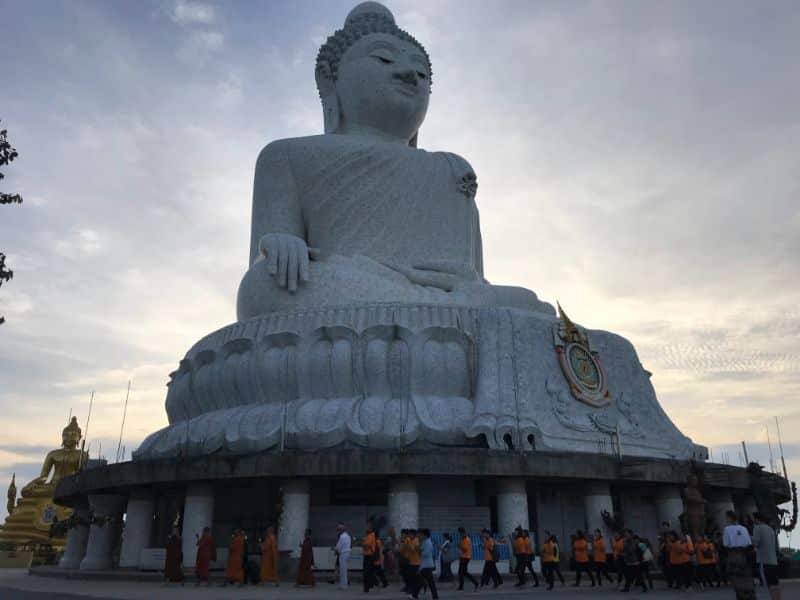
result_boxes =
[421,538,435,569]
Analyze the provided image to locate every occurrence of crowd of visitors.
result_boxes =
[161,509,784,599]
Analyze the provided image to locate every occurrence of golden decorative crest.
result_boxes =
[552,303,611,408]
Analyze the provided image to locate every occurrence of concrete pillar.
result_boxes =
[278,479,310,555]
[59,507,90,569]
[181,483,215,568]
[80,494,126,570]
[656,486,684,532]
[584,482,614,540]
[389,478,419,531]
[119,489,155,568]
[497,478,529,535]
[707,489,734,532]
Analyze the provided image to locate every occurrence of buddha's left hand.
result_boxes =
[389,260,480,292]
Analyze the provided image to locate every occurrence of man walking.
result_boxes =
[412,529,439,600]
[479,529,502,588]
[572,530,595,587]
[362,521,378,593]
[334,522,351,590]
[592,529,614,585]
[513,529,527,587]
[621,529,647,593]
[723,510,755,600]
[456,527,478,591]
[522,530,539,587]
[753,512,782,600]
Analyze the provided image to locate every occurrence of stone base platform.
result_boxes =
[134,302,707,461]
[55,448,790,507]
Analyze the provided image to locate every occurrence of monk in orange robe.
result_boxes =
[296,528,315,587]
[195,527,216,585]
[225,529,246,586]
[260,526,279,586]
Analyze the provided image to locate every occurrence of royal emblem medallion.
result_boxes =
[552,303,611,407]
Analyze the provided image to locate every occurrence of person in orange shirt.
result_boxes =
[522,530,539,587]
[479,529,502,588]
[612,531,625,587]
[695,535,721,588]
[572,530,596,586]
[513,529,528,587]
[456,527,478,591]
[592,529,614,585]
[408,529,422,592]
[361,521,377,592]
[667,532,693,589]
[541,534,556,590]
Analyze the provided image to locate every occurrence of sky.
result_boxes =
[1,0,799,535]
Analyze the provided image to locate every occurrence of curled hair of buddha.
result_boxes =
[315,9,433,90]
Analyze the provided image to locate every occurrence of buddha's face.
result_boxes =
[62,430,80,450]
[336,33,430,142]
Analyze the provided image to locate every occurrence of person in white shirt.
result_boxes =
[334,522,352,590]
[752,512,781,600]
[723,510,755,600]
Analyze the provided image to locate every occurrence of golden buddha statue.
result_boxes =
[0,417,88,547]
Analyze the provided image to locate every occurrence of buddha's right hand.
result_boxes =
[258,233,319,292]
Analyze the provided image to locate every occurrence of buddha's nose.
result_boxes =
[394,69,418,86]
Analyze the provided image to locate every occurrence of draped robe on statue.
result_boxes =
[237,135,552,320]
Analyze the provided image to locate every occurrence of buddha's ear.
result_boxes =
[315,61,340,134]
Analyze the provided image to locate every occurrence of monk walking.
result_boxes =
[295,528,315,587]
[195,526,216,586]
[224,528,245,586]
[260,525,279,586]
[164,528,184,584]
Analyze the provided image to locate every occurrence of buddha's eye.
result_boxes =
[374,56,393,64]
[417,71,427,80]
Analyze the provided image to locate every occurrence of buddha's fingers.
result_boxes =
[287,240,299,293]
[263,241,279,276]
[277,237,289,288]
[307,247,322,261]
[299,248,311,282]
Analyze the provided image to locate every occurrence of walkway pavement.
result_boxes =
[0,569,794,600]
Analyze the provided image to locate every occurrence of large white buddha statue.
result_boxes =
[135,2,705,462]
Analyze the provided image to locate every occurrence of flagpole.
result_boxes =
[116,381,131,463]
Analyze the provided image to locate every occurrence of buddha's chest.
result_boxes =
[296,145,476,231]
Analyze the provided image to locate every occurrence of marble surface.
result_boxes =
[135,303,705,460]
[134,1,705,464]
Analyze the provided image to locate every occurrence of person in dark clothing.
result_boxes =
[438,532,454,582]
[479,529,502,589]
[621,529,647,593]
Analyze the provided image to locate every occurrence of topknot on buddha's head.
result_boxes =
[315,1,432,88]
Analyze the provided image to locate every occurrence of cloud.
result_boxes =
[171,0,216,26]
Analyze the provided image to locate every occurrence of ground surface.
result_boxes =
[0,570,794,600]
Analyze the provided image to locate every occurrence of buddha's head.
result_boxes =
[62,416,82,450]
[316,2,431,146]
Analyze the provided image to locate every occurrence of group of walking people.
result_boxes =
[161,510,783,600]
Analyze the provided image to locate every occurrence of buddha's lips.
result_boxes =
[391,82,418,96]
